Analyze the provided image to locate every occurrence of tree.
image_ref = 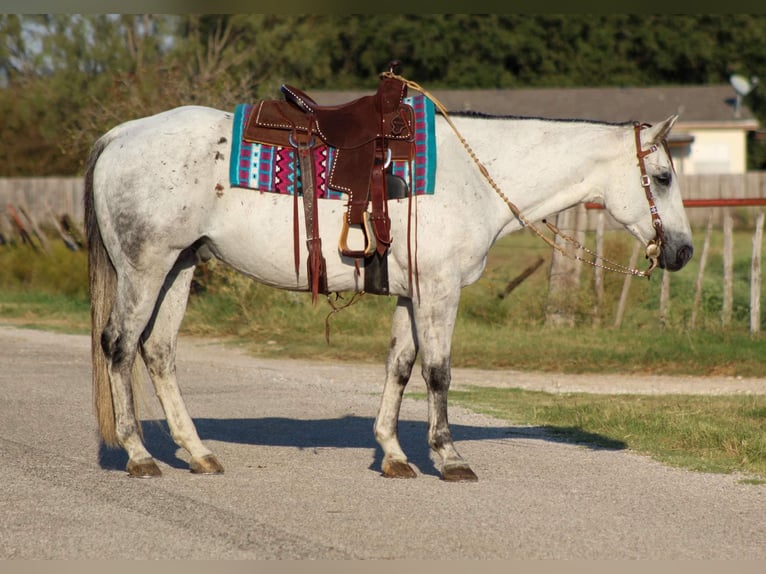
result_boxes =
[0,15,178,174]
[2,14,766,175]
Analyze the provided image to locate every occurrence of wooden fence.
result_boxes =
[0,177,84,251]
[0,177,84,224]
[593,202,765,333]
[4,172,762,232]
[557,193,766,333]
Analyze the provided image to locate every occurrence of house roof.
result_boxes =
[306,84,760,131]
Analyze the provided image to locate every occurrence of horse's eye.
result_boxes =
[653,172,672,187]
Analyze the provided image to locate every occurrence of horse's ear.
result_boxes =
[647,115,678,144]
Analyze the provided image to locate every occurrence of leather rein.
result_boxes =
[381,71,667,279]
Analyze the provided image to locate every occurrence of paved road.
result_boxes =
[1,325,764,559]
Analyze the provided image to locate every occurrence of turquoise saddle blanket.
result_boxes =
[229,94,436,198]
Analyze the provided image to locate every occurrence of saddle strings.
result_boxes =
[324,291,365,344]
[380,71,652,278]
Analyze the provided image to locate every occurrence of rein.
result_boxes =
[381,71,665,279]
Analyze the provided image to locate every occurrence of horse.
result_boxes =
[84,102,693,481]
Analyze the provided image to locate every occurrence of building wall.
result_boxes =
[672,128,748,175]
[690,129,747,174]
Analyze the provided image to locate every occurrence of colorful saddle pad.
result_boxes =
[229,94,436,198]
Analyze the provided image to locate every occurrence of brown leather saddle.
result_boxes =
[241,65,416,301]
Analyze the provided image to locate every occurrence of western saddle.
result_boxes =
[242,63,416,301]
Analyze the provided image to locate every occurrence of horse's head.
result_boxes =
[605,115,693,274]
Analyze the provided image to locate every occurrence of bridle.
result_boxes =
[380,71,670,279]
[634,121,665,277]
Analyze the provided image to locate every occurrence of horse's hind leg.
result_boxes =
[101,267,176,477]
[139,250,224,475]
[374,297,419,478]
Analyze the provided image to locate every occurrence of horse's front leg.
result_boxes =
[416,287,478,482]
[375,297,419,478]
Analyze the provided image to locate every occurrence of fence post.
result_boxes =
[592,210,605,327]
[614,241,641,328]
[545,205,584,327]
[690,214,714,329]
[751,211,764,333]
[722,207,734,327]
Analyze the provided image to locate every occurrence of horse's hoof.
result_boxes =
[190,454,224,475]
[382,458,418,479]
[442,464,479,482]
[127,458,162,478]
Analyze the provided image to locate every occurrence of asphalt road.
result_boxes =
[1,324,764,559]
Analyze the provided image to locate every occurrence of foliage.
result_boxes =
[0,240,87,298]
[2,14,766,175]
[182,260,397,362]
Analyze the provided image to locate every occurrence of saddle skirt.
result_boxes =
[229,93,436,198]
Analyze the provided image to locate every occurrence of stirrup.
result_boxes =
[339,212,376,258]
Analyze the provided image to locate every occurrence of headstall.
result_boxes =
[633,121,665,276]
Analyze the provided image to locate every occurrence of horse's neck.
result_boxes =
[440,116,625,239]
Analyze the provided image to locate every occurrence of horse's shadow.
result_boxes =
[98,415,626,476]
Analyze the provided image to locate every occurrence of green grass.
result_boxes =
[445,386,766,481]
[0,240,91,333]
[1,227,765,375]
[0,240,88,298]
[451,325,766,376]
[0,290,91,333]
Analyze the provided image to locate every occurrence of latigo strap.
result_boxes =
[292,128,327,303]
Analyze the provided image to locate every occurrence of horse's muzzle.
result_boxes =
[660,242,693,271]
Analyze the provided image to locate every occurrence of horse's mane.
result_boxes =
[447,110,634,127]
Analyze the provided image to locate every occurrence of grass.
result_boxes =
[0,240,91,333]
[445,386,766,482]
[173,226,766,377]
[1,227,765,375]
[0,290,90,333]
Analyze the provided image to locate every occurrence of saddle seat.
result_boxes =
[245,78,414,153]
[280,81,413,149]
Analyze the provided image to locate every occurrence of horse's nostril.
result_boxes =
[678,245,693,266]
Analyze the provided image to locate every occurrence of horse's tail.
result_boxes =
[84,136,119,446]
[84,133,145,447]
